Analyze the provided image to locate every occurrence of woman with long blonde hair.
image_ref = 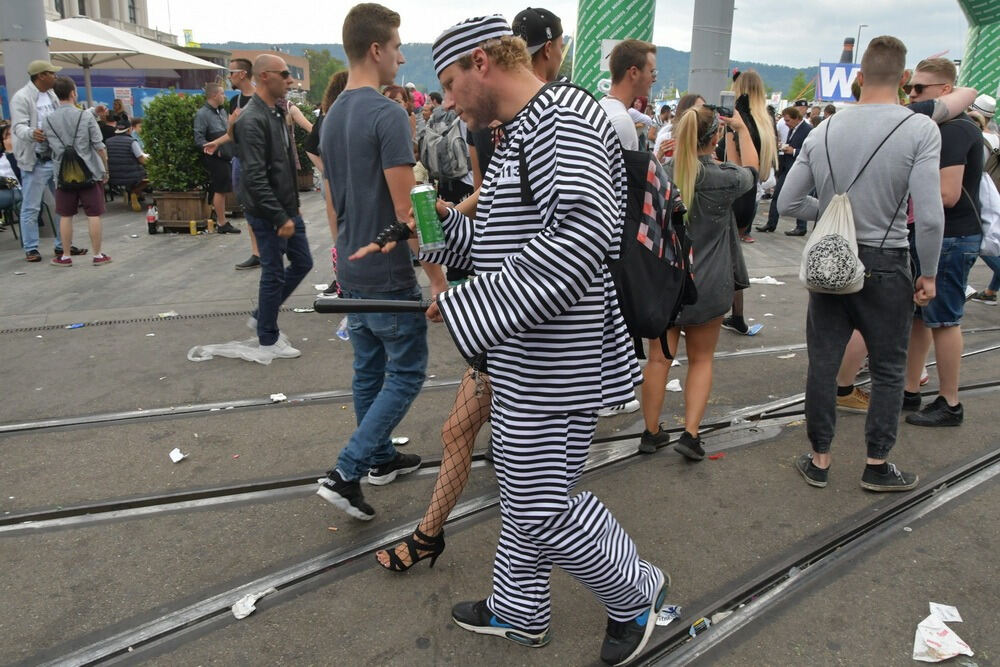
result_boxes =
[639,105,759,459]
[722,69,776,334]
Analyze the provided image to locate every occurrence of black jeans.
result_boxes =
[766,167,807,230]
[805,245,912,459]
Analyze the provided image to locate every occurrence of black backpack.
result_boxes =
[46,110,95,190]
[517,81,696,359]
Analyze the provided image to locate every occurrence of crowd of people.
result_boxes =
[3,5,997,664]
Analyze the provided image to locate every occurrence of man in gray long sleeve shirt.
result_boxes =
[778,35,944,493]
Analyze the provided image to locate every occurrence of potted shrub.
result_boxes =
[144,92,211,228]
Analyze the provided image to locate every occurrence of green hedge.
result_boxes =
[144,92,208,192]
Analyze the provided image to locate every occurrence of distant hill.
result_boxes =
[207,41,819,99]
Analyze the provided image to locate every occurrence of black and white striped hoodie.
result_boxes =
[429,84,641,413]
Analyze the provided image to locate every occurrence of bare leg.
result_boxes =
[59,216,73,255]
[930,325,963,406]
[213,192,227,227]
[682,317,723,436]
[376,368,492,568]
[904,318,933,393]
[87,216,102,256]
[836,330,868,387]
[640,339,671,434]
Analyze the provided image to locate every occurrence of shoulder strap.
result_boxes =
[518,81,600,204]
[826,113,916,195]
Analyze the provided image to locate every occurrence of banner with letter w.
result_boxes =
[819,63,861,102]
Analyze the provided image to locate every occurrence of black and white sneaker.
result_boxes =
[600,567,670,666]
[451,599,550,647]
[316,470,375,520]
[368,452,421,486]
[597,399,640,418]
[860,462,919,492]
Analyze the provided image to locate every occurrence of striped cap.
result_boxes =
[432,15,513,78]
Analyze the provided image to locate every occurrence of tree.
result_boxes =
[303,48,346,106]
[787,71,815,101]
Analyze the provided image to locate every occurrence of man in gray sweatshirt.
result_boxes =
[778,35,944,492]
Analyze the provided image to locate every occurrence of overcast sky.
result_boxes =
[147,0,969,69]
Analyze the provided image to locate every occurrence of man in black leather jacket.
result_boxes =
[232,54,314,362]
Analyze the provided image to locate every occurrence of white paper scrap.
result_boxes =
[929,603,963,623]
[764,313,775,317]
[313,284,329,291]
[158,311,179,318]
[146,333,156,337]
[671,359,681,367]
[666,379,682,392]
[749,276,786,285]
[168,448,187,463]
[231,587,278,620]
[292,307,314,313]
[777,353,796,359]
[912,614,973,662]
[270,393,287,402]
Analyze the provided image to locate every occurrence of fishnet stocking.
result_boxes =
[376,367,492,568]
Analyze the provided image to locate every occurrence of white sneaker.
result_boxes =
[247,316,289,343]
[259,338,300,360]
[596,398,640,418]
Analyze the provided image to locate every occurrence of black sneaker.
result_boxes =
[368,452,421,486]
[451,599,550,647]
[674,431,705,461]
[316,470,375,521]
[721,316,749,335]
[323,280,340,295]
[600,567,670,666]
[904,396,963,427]
[795,453,829,488]
[902,392,922,412]
[639,427,671,454]
[860,463,918,492]
[54,245,88,257]
[216,222,242,234]
[235,255,260,270]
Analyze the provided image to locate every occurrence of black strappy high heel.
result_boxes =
[377,528,446,572]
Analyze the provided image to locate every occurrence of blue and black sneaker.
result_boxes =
[600,567,670,666]
[451,599,550,648]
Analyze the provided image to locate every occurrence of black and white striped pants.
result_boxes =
[486,404,659,632]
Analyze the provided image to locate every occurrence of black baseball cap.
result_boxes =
[793,99,809,107]
[512,7,563,54]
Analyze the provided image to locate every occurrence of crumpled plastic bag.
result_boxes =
[231,587,278,620]
[912,614,973,662]
[188,338,273,365]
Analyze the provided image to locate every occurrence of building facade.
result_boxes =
[44,0,177,46]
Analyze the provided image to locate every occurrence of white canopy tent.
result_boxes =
[2,18,223,106]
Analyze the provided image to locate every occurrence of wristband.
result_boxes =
[374,221,412,247]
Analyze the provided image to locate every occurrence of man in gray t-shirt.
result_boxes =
[779,35,944,493]
[317,4,446,522]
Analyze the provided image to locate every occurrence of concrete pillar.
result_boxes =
[687,0,735,104]
[0,0,51,95]
[119,0,130,23]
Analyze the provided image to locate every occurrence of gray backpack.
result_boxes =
[418,110,470,181]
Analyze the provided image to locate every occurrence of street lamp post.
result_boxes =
[854,24,868,63]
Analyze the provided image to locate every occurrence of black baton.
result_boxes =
[313,296,435,313]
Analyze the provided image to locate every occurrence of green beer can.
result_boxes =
[410,184,446,252]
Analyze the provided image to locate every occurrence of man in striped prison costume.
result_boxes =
[425,15,669,666]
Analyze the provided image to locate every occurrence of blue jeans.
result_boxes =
[18,160,61,252]
[247,214,313,345]
[979,254,1000,292]
[333,286,428,481]
[912,234,982,327]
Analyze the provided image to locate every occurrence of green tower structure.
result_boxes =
[573,0,656,95]
[956,0,1000,96]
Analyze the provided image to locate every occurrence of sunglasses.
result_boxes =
[902,82,947,95]
[264,70,291,79]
